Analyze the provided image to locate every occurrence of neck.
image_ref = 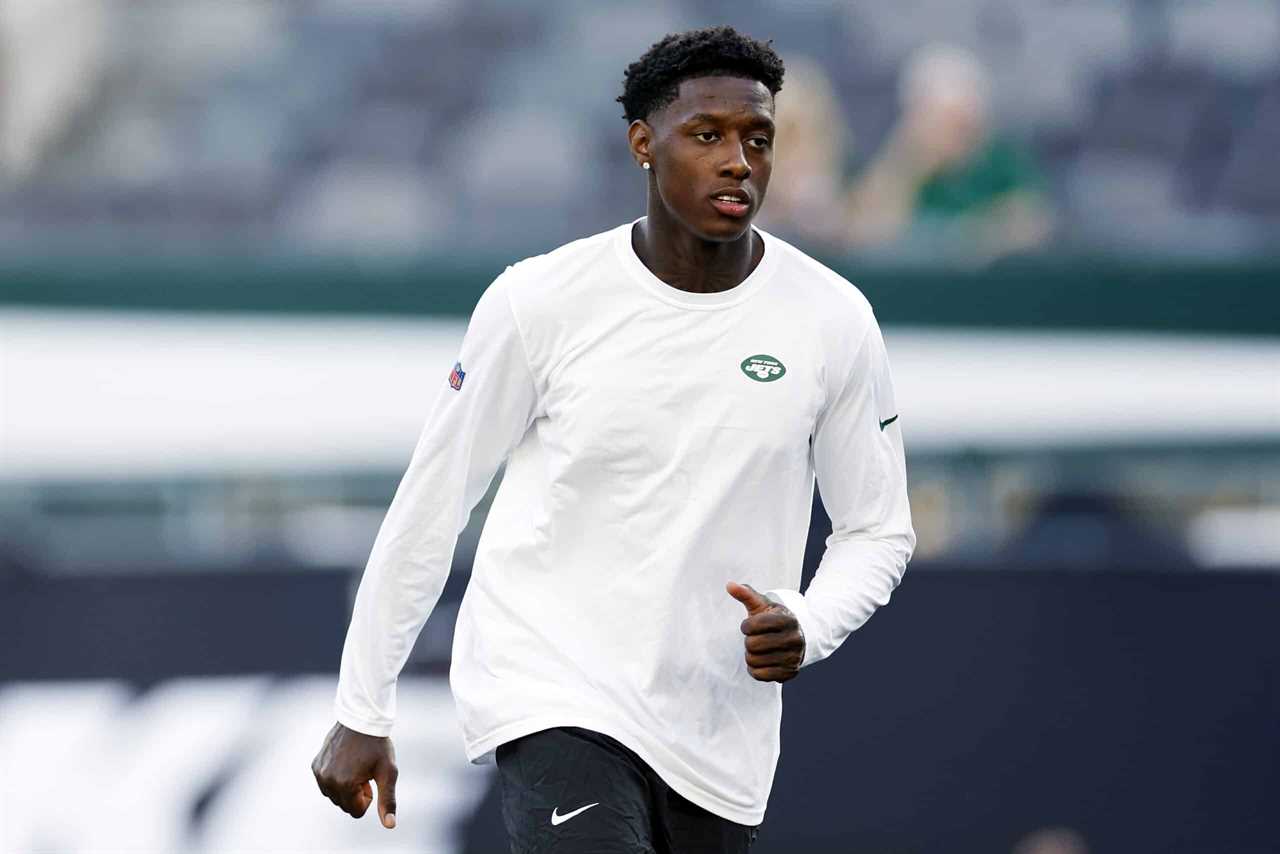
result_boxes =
[632,194,763,294]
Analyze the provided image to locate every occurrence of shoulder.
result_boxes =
[481,223,628,368]
[761,229,877,331]
[497,224,623,299]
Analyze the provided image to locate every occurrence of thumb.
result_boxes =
[726,581,771,615]
[375,760,398,829]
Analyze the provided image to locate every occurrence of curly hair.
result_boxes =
[617,26,785,123]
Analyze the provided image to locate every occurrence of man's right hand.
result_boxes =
[311,722,399,828]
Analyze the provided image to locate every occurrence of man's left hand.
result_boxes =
[726,581,805,683]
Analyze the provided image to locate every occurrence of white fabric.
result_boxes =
[335,219,915,825]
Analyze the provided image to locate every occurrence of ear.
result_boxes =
[627,119,653,168]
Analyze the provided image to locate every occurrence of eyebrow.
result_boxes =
[682,112,775,130]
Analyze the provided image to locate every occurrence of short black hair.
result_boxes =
[617,26,785,123]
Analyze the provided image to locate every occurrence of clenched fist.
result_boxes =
[726,581,806,683]
[311,722,399,828]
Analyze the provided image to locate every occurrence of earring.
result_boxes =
[642,162,651,170]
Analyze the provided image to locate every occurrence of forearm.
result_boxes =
[768,526,913,667]
[334,448,467,734]
[334,554,453,735]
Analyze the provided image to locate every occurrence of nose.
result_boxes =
[719,141,751,181]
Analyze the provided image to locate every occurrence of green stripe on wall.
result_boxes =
[1,255,1275,336]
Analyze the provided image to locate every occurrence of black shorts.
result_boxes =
[496,726,760,854]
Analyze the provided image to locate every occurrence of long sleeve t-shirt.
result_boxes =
[334,219,915,825]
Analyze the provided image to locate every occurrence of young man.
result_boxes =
[312,26,914,853]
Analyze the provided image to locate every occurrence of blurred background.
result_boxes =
[1,1,1277,852]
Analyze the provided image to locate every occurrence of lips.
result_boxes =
[710,188,751,218]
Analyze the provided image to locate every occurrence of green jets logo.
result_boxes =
[740,354,786,382]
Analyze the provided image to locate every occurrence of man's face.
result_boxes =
[633,75,775,242]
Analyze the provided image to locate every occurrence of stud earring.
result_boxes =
[642,162,650,170]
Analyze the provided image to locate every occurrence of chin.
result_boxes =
[692,214,754,243]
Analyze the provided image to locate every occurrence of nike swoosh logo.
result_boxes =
[879,414,899,431]
[551,802,600,826]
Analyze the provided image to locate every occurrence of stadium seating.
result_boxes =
[2,0,1279,255]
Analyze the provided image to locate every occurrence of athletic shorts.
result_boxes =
[496,726,760,854]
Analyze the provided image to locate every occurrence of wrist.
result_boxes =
[762,588,820,668]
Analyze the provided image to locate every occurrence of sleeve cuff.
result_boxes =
[335,707,393,738]
[764,588,823,669]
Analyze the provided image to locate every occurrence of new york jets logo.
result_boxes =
[740,354,786,382]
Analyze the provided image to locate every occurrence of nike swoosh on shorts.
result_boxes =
[551,802,600,826]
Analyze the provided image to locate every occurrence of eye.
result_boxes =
[747,136,771,149]
[695,131,719,143]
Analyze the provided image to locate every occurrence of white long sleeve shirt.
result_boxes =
[334,219,915,825]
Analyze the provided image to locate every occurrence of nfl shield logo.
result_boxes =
[449,361,466,390]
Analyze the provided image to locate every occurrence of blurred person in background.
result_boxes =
[846,43,1053,265]
[311,25,914,854]
[751,56,854,250]
[0,0,106,179]
[1012,826,1090,854]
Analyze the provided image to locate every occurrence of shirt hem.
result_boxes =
[464,713,767,826]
